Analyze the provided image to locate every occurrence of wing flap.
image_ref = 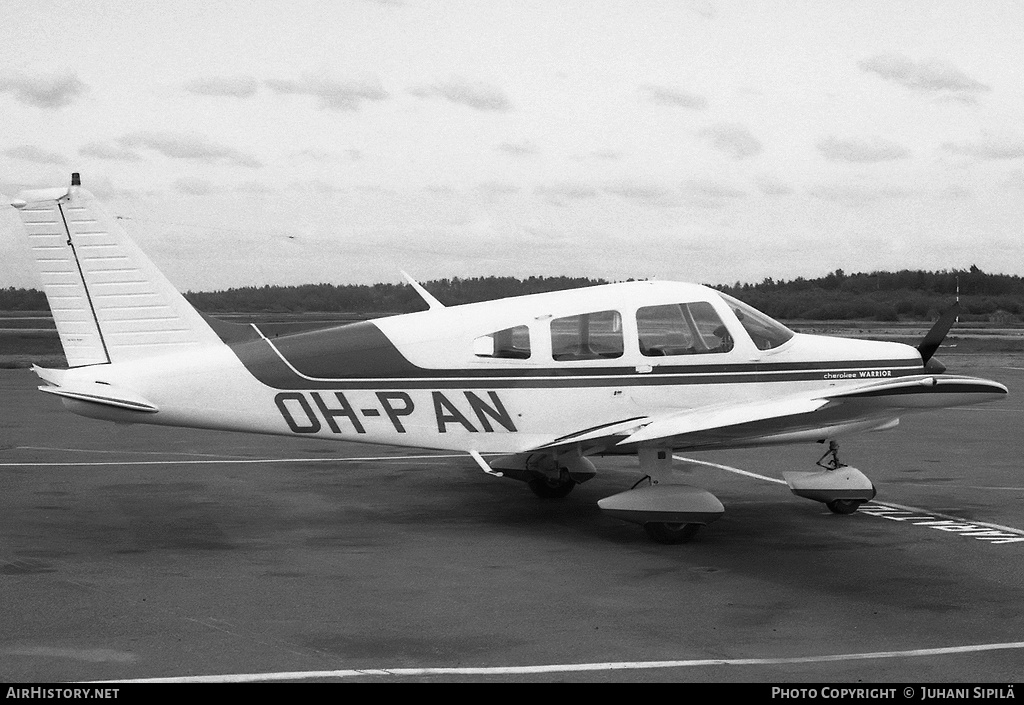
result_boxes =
[533,415,650,450]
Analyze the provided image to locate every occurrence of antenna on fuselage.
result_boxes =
[400,270,445,310]
[956,275,960,324]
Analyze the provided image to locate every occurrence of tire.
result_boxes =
[827,499,862,515]
[528,477,577,499]
[643,522,702,544]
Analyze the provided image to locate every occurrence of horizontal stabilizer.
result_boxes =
[33,366,157,412]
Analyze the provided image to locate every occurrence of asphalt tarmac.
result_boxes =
[1,361,1022,683]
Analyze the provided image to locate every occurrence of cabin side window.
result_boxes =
[636,302,734,356]
[550,310,623,361]
[473,325,531,359]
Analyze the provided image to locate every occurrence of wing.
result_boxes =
[618,395,831,446]
[509,373,1008,458]
[822,373,1007,408]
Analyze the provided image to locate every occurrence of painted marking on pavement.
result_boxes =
[92,640,1024,683]
[16,445,252,459]
[675,455,1024,546]
[0,453,469,468]
[857,501,1024,544]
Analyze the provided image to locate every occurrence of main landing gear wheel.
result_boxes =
[643,522,702,544]
[826,499,863,515]
[528,477,577,499]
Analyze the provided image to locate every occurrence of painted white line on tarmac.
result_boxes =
[676,455,1024,545]
[16,445,252,459]
[0,453,469,468]
[951,407,1019,413]
[92,640,1024,683]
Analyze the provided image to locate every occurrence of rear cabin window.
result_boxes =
[636,302,734,356]
[473,325,531,359]
[551,310,623,360]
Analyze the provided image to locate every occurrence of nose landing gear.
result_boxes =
[783,441,877,514]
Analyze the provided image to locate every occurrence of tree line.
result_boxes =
[715,266,1024,322]
[2,266,1022,322]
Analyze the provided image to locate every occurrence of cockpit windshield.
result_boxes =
[718,293,795,351]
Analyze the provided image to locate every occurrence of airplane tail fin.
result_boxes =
[11,174,224,367]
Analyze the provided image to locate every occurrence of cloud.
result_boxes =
[174,176,218,195]
[184,76,259,98]
[807,183,915,204]
[236,181,275,195]
[288,179,345,194]
[641,84,707,110]
[603,182,680,208]
[698,123,762,159]
[682,179,746,199]
[0,71,87,109]
[681,179,746,208]
[118,132,262,167]
[535,182,599,205]
[3,145,68,164]
[935,184,973,200]
[754,174,793,196]
[942,132,1024,160]
[816,135,911,162]
[858,54,990,94]
[80,142,143,162]
[477,181,521,196]
[1004,170,1024,190]
[810,182,977,205]
[686,0,717,19]
[409,78,512,111]
[266,76,388,110]
[497,140,538,156]
[291,148,363,162]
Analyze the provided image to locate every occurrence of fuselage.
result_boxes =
[54,280,957,453]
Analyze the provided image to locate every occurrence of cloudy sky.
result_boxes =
[2,0,1023,292]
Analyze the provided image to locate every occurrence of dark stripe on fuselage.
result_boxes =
[217,319,922,390]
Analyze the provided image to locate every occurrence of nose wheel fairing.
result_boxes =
[783,440,876,512]
[782,467,877,508]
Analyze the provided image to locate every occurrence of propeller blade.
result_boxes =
[917,302,960,365]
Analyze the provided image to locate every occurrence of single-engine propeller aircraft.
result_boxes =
[7,175,1009,543]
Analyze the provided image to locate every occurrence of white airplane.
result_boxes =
[7,175,1009,543]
